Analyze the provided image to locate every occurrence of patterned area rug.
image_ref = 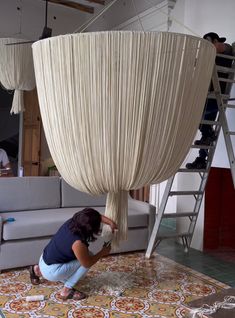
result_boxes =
[0,252,229,318]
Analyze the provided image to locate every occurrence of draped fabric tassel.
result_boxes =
[11,89,24,114]
[104,191,128,247]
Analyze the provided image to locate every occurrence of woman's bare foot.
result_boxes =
[60,287,86,300]
[29,265,40,285]
[34,265,42,277]
[60,287,72,299]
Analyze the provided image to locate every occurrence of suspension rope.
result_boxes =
[73,0,120,33]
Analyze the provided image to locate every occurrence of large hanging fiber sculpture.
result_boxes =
[0,38,35,114]
[32,31,215,244]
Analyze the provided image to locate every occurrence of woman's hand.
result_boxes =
[101,215,118,233]
[109,220,118,233]
[72,240,111,267]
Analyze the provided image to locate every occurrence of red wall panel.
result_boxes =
[204,167,235,250]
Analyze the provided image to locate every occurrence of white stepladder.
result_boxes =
[145,52,235,259]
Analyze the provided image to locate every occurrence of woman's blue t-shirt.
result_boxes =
[43,219,85,265]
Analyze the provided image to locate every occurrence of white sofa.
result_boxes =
[0,176,155,271]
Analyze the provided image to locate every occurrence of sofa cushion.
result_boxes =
[61,179,107,207]
[2,202,150,241]
[0,177,61,212]
[2,209,79,240]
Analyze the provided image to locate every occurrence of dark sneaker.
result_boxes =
[194,133,217,146]
[186,157,207,169]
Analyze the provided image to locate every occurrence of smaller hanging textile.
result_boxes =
[0,38,35,114]
[32,31,216,244]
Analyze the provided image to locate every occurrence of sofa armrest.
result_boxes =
[0,216,3,244]
[128,197,156,237]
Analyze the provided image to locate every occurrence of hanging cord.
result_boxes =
[45,0,48,28]
[116,2,168,32]
[142,0,200,36]
[14,0,23,36]
[73,0,120,33]
[18,0,22,35]
[167,1,171,31]
[74,0,199,35]
[131,0,144,31]
[6,0,30,39]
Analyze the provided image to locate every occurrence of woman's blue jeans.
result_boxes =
[39,255,89,289]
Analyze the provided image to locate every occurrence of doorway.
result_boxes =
[0,87,20,176]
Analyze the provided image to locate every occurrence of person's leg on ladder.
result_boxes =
[186,99,218,169]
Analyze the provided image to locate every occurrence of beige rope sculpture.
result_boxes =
[32,31,215,244]
[0,38,35,114]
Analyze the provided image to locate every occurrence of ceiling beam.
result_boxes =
[86,0,105,4]
[45,0,94,14]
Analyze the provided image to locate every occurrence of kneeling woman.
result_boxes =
[29,208,117,300]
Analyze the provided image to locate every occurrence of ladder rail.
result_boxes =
[145,176,175,258]
[187,109,222,241]
[211,66,235,185]
[145,53,235,259]
[146,115,220,258]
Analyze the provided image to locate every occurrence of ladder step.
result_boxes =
[178,168,209,173]
[156,232,192,239]
[216,65,235,74]
[207,92,230,99]
[216,53,235,60]
[170,190,203,196]
[218,77,235,84]
[200,119,220,126]
[191,144,214,149]
[221,94,231,100]
[162,212,198,218]
[223,103,235,108]
[227,131,235,135]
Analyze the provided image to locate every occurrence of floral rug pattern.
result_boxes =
[0,252,229,318]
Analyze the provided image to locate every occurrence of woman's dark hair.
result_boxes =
[69,208,102,243]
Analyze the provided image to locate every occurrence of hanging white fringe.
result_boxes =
[0,38,35,114]
[32,31,216,243]
[187,296,235,318]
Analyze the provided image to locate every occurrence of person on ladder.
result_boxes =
[186,32,233,169]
